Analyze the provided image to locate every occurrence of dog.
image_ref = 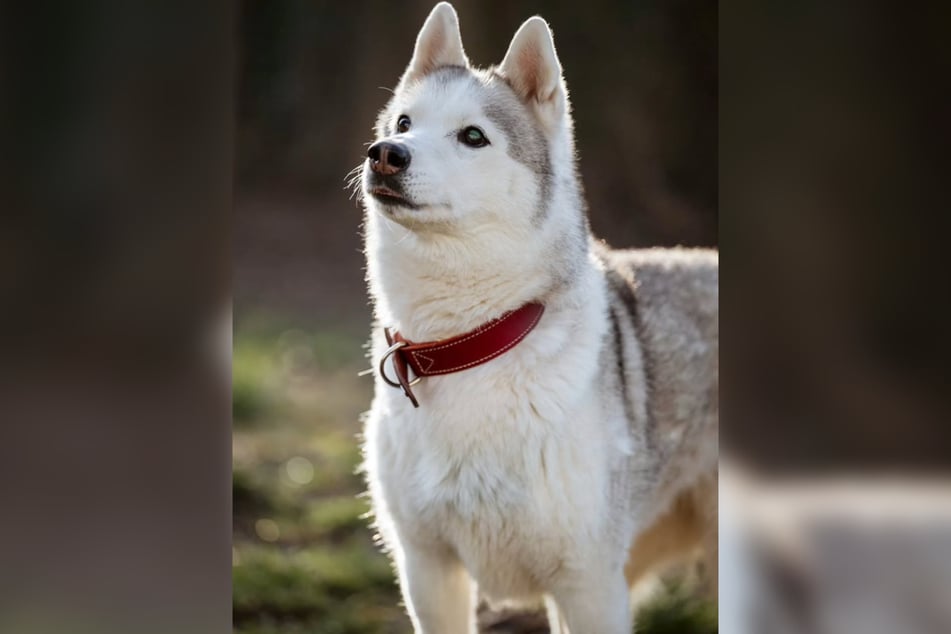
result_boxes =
[357,4,718,632]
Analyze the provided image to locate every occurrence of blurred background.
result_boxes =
[720,3,951,632]
[233,0,717,632]
[3,1,949,633]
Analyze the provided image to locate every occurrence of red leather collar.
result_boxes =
[379,302,545,407]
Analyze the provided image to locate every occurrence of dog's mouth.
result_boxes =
[368,185,419,210]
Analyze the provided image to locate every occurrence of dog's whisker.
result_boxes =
[344,163,365,180]
[344,162,368,203]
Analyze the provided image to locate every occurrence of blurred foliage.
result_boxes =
[232,320,397,633]
[636,580,718,634]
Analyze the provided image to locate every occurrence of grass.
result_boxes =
[233,319,716,633]
[635,579,718,634]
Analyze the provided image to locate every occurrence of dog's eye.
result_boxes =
[459,126,489,148]
[396,115,411,133]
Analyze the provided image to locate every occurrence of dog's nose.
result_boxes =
[367,141,411,175]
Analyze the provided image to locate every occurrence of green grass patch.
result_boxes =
[302,495,370,538]
[233,337,282,427]
[635,580,717,634]
[233,544,396,608]
[233,543,404,633]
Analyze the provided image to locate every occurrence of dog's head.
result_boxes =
[360,2,574,233]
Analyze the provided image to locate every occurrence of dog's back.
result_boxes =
[605,247,718,459]
[602,246,719,588]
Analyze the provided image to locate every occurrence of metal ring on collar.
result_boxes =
[378,340,421,389]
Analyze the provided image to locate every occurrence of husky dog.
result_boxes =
[358,4,717,633]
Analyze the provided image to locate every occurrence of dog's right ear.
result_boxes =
[399,3,468,89]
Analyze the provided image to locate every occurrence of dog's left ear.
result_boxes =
[498,17,567,128]
[399,2,469,89]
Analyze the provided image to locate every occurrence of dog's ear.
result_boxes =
[399,3,468,88]
[498,17,567,128]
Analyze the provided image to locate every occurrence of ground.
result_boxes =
[232,318,716,633]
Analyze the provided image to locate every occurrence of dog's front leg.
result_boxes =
[549,568,631,634]
[396,543,474,634]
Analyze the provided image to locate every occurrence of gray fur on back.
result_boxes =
[600,245,719,509]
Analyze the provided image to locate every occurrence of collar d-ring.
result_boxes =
[379,339,421,407]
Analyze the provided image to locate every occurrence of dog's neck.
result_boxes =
[365,208,588,342]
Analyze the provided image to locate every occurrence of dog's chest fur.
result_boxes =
[364,271,642,600]
[373,396,620,601]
